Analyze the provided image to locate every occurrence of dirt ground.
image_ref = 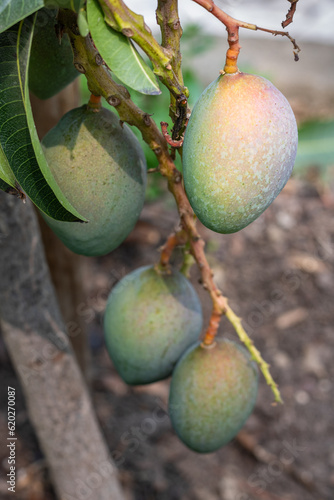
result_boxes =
[0,171,334,500]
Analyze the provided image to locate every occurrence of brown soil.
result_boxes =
[1,175,334,500]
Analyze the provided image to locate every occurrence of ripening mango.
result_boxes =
[169,338,258,453]
[41,105,147,256]
[182,72,298,233]
[104,265,203,385]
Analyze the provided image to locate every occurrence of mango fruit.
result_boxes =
[182,72,298,233]
[29,8,79,100]
[104,265,203,385]
[41,105,147,256]
[169,338,258,453]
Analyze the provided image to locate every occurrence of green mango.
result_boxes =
[29,8,79,100]
[169,338,258,453]
[41,105,147,256]
[104,265,203,385]
[182,72,298,233]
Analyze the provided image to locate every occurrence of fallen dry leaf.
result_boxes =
[287,252,327,274]
[275,307,309,330]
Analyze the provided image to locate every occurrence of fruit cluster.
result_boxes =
[40,56,297,451]
[104,265,258,453]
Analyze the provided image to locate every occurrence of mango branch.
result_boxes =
[156,0,189,138]
[59,10,172,160]
[282,0,299,28]
[97,0,189,105]
[180,246,195,278]
[156,0,183,89]
[158,229,188,269]
[158,208,282,403]
[192,0,301,65]
[59,9,282,403]
[161,121,186,147]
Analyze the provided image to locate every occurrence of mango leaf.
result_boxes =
[0,178,13,192]
[78,6,89,37]
[294,120,334,173]
[0,146,17,194]
[87,0,160,96]
[0,16,86,221]
[44,0,82,12]
[0,0,44,33]
[0,143,16,188]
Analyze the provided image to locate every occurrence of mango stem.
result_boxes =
[224,25,240,74]
[87,94,102,111]
[158,229,188,270]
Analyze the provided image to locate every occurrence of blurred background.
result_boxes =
[1,1,334,499]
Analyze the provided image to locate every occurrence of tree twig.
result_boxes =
[192,0,300,66]
[156,0,188,132]
[161,121,185,148]
[282,0,299,29]
[158,229,188,269]
[237,429,318,494]
[258,25,300,61]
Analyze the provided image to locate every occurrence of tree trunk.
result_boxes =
[0,191,124,500]
[30,83,89,375]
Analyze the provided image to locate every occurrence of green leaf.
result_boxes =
[0,177,13,192]
[0,17,87,221]
[294,120,334,174]
[44,0,82,11]
[0,143,16,187]
[0,0,44,33]
[87,0,161,96]
[78,7,89,37]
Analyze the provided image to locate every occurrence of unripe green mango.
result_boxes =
[183,72,298,233]
[42,105,147,256]
[29,8,79,100]
[104,265,203,385]
[169,338,258,453]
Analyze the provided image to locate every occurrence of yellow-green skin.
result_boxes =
[169,338,258,453]
[42,105,147,256]
[29,9,79,100]
[104,266,203,385]
[183,72,298,233]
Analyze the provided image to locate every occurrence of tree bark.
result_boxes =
[30,83,90,376]
[0,191,124,500]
